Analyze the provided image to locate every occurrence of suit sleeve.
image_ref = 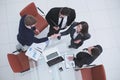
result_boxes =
[60,22,78,36]
[60,25,72,36]
[46,8,58,26]
[66,9,76,26]
[82,33,91,41]
[33,37,48,43]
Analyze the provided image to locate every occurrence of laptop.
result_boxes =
[43,47,64,67]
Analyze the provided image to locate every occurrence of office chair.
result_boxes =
[20,2,48,35]
[7,51,30,73]
[79,64,106,80]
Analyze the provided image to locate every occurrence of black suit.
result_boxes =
[61,22,91,49]
[46,7,76,36]
[73,50,101,67]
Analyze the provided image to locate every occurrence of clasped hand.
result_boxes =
[53,26,59,31]
[49,34,61,39]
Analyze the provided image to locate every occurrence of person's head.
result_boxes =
[24,15,37,28]
[59,7,71,18]
[77,21,89,34]
[87,45,103,58]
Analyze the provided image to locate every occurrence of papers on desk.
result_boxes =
[25,42,47,61]
[64,54,75,69]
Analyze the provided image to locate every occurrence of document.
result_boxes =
[25,42,47,61]
[64,54,75,69]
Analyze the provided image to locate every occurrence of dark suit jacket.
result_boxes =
[46,7,76,28]
[61,22,91,42]
[73,52,94,67]
[73,50,101,67]
[17,15,48,46]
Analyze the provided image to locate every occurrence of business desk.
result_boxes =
[29,38,82,80]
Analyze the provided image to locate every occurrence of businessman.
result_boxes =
[46,7,76,36]
[17,15,56,51]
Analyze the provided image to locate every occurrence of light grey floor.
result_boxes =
[0,0,120,80]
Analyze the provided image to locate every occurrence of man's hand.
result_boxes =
[54,34,61,37]
[53,26,59,31]
[49,34,59,39]
[34,29,40,35]
[35,29,40,33]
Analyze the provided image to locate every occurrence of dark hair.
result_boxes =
[91,45,103,59]
[78,21,89,35]
[60,7,71,16]
[24,15,37,26]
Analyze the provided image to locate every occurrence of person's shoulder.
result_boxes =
[84,33,91,40]
[77,51,87,55]
[47,7,61,14]
[78,51,91,56]
[70,22,79,27]
[50,7,61,11]
[20,15,27,20]
[22,15,27,18]
[68,8,75,13]
[73,22,79,25]
[69,7,75,10]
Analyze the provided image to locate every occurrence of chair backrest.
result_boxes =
[20,2,38,17]
[80,64,106,80]
[80,68,92,80]
[91,65,106,80]
[20,2,48,34]
[7,52,30,73]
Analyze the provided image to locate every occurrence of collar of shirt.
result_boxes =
[25,25,31,29]
[73,26,79,39]
[82,49,92,56]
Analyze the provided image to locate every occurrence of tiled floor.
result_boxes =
[0,0,120,80]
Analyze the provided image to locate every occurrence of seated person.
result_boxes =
[68,45,103,68]
[56,21,91,49]
[17,15,56,51]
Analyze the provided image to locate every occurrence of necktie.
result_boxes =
[59,18,64,27]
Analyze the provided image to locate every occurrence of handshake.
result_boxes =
[49,34,61,40]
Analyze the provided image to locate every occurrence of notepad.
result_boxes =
[25,42,47,61]
[64,54,75,69]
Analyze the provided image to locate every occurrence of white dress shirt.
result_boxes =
[58,16,67,29]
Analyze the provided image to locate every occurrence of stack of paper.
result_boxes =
[64,54,75,69]
[25,42,47,61]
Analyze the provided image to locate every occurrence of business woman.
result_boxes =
[57,21,91,49]
[68,45,103,68]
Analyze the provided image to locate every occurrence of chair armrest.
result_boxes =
[37,7,45,16]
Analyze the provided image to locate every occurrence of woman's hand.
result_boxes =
[35,29,40,33]
[74,40,81,44]
[53,26,59,31]
[49,34,59,39]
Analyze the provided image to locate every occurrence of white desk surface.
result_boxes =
[29,38,82,80]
